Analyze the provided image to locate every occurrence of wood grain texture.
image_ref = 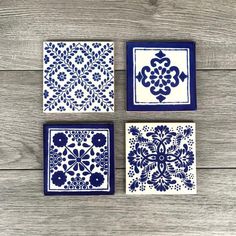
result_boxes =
[0,70,236,169]
[0,0,236,70]
[1,1,236,234]
[0,169,236,236]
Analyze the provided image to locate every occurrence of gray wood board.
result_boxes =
[1,0,236,234]
[0,169,236,236]
[0,0,236,70]
[0,70,236,169]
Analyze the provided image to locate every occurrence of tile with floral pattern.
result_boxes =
[127,42,196,111]
[43,41,114,112]
[126,123,196,194]
[44,124,114,195]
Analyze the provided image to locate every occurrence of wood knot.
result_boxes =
[149,0,158,6]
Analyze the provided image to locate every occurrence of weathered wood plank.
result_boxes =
[0,169,236,235]
[0,0,236,70]
[0,70,235,169]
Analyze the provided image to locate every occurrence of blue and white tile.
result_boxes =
[43,41,114,112]
[126,122,196,194]
[44,124,114,195]
[127,42,196,111]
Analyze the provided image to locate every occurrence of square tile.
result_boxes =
[43,41,114,112]
[126,123,196,194]
[44,124,114,195]
[127,42,196,111]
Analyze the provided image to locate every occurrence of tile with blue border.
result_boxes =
[44,124,114,195]
[127,42,196,111]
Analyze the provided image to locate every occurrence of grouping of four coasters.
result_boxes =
[43,41,197,195]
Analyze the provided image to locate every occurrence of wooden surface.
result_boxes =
[1,169,236,236]
[0,0,236,235]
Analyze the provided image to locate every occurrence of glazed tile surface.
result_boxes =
[44,124,114,195]
[127,42,196,111]
[126,123,196,194]
[43,42,114,112]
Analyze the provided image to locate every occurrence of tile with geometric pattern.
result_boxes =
[127,42,196,111]
[44,124,114,195]
[126,122,196,194]
[43,41,114,112]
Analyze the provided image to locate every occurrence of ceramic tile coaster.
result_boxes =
[44,124,114,195]
[127,42,196,111]
[126,122,196,194]
[43,41,114,112]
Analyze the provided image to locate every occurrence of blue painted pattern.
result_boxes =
[44,124,114,195]
[126,123,196,194]
[136,50,188,102]
[126,42,196,111]
[43,42,114,112]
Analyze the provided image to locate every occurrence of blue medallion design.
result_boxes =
[136,50,187,102]
[126,123,196,194]
[43,42,114,112]
[44,124,114,195]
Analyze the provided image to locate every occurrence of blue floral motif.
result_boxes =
[92,147,109,174]
[136,50,188,102]
[57,72,67,81]
[58,42,66,48]
[43,90,49,99]
[51,171,67,187]
[92,133,106,147]
[49,146,65,171]
[109,90,114,98]
[92,43,101,48]
[126,123,196,194]
[89,172,104,187]
[43,42,114,112]
[65,174,90,190]
[75,55,84,64]
[109,56,114,65]
[53,133,68,147]
[92,106,101,112]
[66,130,89,145]
[44,55,49,64]
[92,72,101,82]
[47,127,112,193]
[57,106,66,112]
[74,89,84,99]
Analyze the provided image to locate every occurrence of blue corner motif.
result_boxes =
[136,50,187,102]
[126,123,196,194]
[43,42,114,112]
[44,124,114,195]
